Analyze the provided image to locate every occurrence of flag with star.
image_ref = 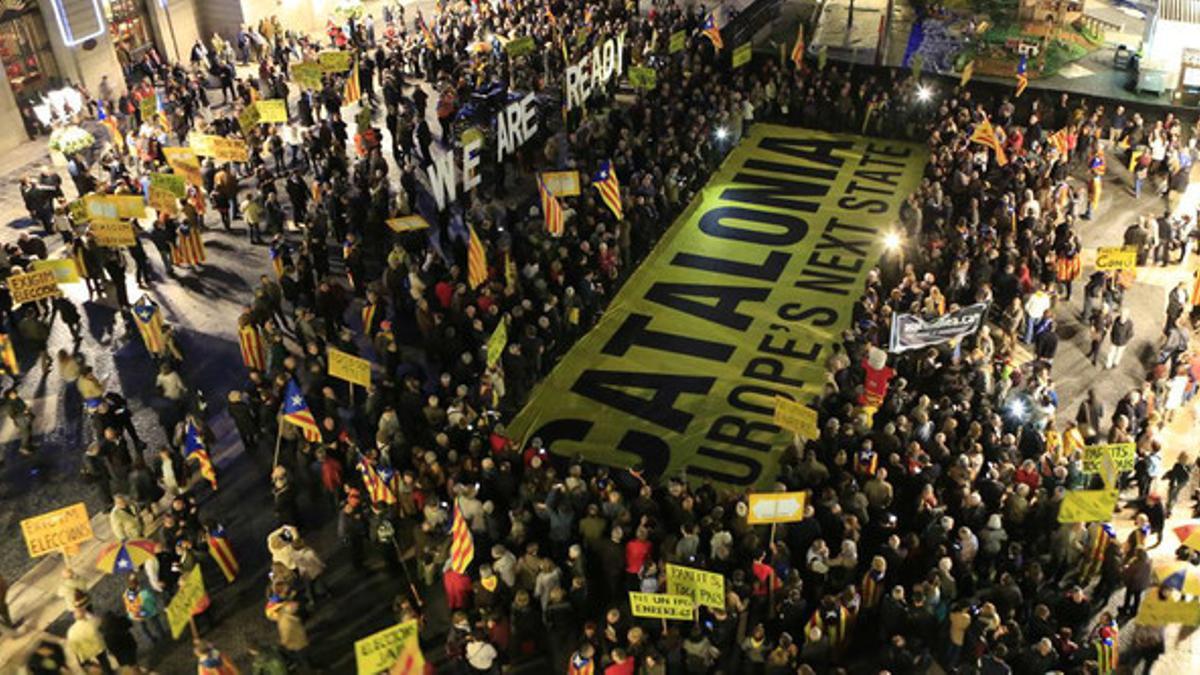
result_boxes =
[593,160,623,220]
[1015,54,1028,98]
[132,296,166,356]
[702,11,723,50]
[185,418,218,490]
[282,379,322,442]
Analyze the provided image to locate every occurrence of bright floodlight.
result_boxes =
[883,231,902,251]
[916,86,932,102]
[715,126,730,141]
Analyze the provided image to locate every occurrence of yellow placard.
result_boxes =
[90,219,137,247]
[257,99,288,123]
[1058,489,1119,523]
[329,347,372,387]
[20,502,93,557]
[773,397,818,438]
[354,619,421,675]
[292,61,324,89]
[140,94,158,122]
[1135,593,1200,626]
[629,66,657,90]
[85,194,145,220]
[669,30,686,54]
[666,563,725,611]
[540,170,581,197]
[629,592,695,620]
[166,565,206,638]
[1095,246,1137,271]
[387,215,430,233]
[190,134,249,163]
[237,105,261,135]
[150,173,187,198]
[747,491,808,524]
[149,188,179,214]
[8,268,62,305]
[733,43,752,69]
[506,126,925,488]
[505,36,536,58]
[68,197,89,223]
[487,320,508,369]
[163,147,203,187]
[318,50,352,72]
[32,258,80,284]
[1082,442,1136,473]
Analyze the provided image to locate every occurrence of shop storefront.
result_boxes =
[104,0,156,68]
[0,0,60,102]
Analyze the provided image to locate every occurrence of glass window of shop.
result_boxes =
[0,4,60,101]
[105,0,156,68]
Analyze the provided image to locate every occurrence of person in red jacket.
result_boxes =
[604,647,636,675]
[624,527,653,588]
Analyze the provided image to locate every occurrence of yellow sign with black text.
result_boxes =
[8,269,62,305]
[354,620,421,675]
[90,219,137,247]
[541,171,581,197]
[190,134,249,163]
[21,502,93,557]
[666,563,725,611]
[1082,442,1136,473]
[318,50,352,72]
[1095,247,1137,271]
[387,215,430,233]
[507,126,925,488]
[629,592,695,620]
[86,194,145,220]
[257,99,288,123]
[773,397,818,438]
[329,347,372,387]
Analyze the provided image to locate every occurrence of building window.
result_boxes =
[0,2,60,101]
[105,0,155,67]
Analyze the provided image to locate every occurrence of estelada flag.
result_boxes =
[282,378,322,442]
[206,524,239,582]
[1015,53,1029,98]
[185,419,218,491]
[448,499,474,574]
[357,453,398,505]
[467,223,487,289]
[593,160,622,220]
[238,323,266,371]
[702,12,723,50]
[170,224,206,266]
[132,296,166,356]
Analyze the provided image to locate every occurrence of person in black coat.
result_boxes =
[100,610,139,667]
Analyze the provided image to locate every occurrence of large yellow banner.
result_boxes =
[507,126,925,487]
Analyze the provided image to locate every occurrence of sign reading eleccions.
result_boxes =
[21,502,93,557]
[565,30,627,111]
[507,126,925,487]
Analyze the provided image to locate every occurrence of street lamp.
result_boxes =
[916,85,932,103]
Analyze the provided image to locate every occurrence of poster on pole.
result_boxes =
[387,215,430,233]
[773,397,818,438]
[1081,443,1136,473]
[20,502,93,557]
[90,219,138,247]
[292,62,324,89]
[540,171,581,197]
[166,566,207,638]
[318,50,352,72]
[1095,247,1137,271]
[328,347,372,387]
[747,491,808,524]
[354,620,422,675]
[163,147,203,187]
[256,99,288,123]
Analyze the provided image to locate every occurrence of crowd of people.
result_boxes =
[5,0,1200,674]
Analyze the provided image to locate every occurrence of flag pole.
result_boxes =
[272,411,284,469]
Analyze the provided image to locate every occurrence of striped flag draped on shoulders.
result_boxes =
[448,498,474,574]
[206,524,239,582]
[238,322,266,371]
[593,160,622,220]
[344,58,362,104]
[132,296,166,356]
[171,223,206,266]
